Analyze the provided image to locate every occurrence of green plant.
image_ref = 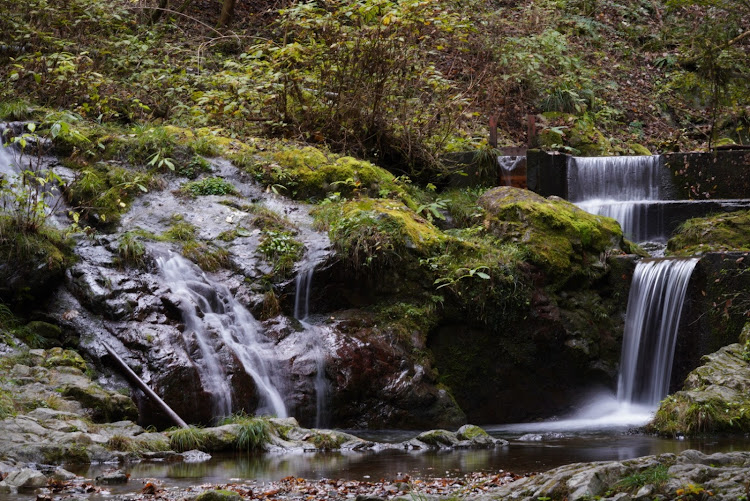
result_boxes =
[615,464,671,492]
[116,231,146,268]
[164,221,197,242]
[0,389,16,419]
[417,198,448,223]
[169,426,207,452]
[181,177,237,197]
[257,230,303,275]
[310,432,344,451]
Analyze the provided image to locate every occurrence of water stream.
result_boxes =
[293,265,330,428]
[497,155,524,186]
[617,257,699,407]
[157,252,288,420]
[568,155,665,242]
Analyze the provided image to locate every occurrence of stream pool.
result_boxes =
[64,428,750,496]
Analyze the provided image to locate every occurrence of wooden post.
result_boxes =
[103,342,189,429]
[527,114,537,148]
[489,115,498,148]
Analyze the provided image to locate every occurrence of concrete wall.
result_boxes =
[665,150,750,200]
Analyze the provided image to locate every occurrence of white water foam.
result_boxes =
[158,252,288,419]
[568,155,664,242]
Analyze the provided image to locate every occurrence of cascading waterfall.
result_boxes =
[568,155,664,242]
[158,253,287,419]
[617,257,699,407]
[293,266,330,428]
[498,156,524,186]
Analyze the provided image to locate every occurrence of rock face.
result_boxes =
[650,338,750,435]
[47,162,465,429]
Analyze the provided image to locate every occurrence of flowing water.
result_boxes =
[158,252,287,420]
[497,155,524,186]
[568,155,666,242]
[293,265,331,428]
[617,257,699,407]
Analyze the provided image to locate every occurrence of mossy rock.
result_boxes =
[456,424,489,441]
[477,187,627,284]
[24,321,62,344]
[650,343,750,436]
[415,429,459,447]
[667,210,750,256]
[315,198,444,272]
[195,490,243,501]
[43,347,87,372]
[0,217,74,305]
[251,146,413,205]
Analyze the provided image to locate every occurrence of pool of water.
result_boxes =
[4,425,750,500]
[58,429,749,497]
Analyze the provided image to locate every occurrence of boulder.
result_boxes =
[4,468,47,489]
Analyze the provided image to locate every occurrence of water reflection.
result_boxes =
[73,432,750,493]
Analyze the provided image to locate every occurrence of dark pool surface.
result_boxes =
[58,428,750,499]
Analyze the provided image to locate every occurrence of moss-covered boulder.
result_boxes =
[250,145,412,203]
[537,112,612,156]
[477,186,629,284]
[667,209,750,256]
[650,341,750,436]
[315,197,444,274]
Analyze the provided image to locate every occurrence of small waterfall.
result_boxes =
[293,266,329,428]
[0,142,15,179]
[497,156,524,186]
[617,257,699,407]
[568,155,664,241]
[158,253,287,419]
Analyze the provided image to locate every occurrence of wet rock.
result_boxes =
[51,468,77,481]
[182,450,212,463]
[4,468,48,489]
[195,490,243,501]
[95,469,128,485]
[650,342,750,435]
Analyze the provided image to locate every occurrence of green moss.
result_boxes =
[309,431,345,450]
[247,145,413,205]
[195,490,242,501]
[667,210,750,256]
[314,198,444,272]
[182,241,231,272]
[538,112,613,155]
[0,217,74,305]
[44,347,88,372]
[478,186,626,285]
[456,424,488,440]
[439,187,488,229]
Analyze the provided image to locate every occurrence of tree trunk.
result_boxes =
[217,0,236,28]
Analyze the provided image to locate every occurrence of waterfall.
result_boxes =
[0,142,15,179]
[568,155,664,242]
[293,266,330,428]
[617,257,699,407]
[158,253,287,420]
[498,156,524,186]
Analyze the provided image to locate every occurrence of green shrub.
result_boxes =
[257,230,303,276]
[169,426,207,452]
